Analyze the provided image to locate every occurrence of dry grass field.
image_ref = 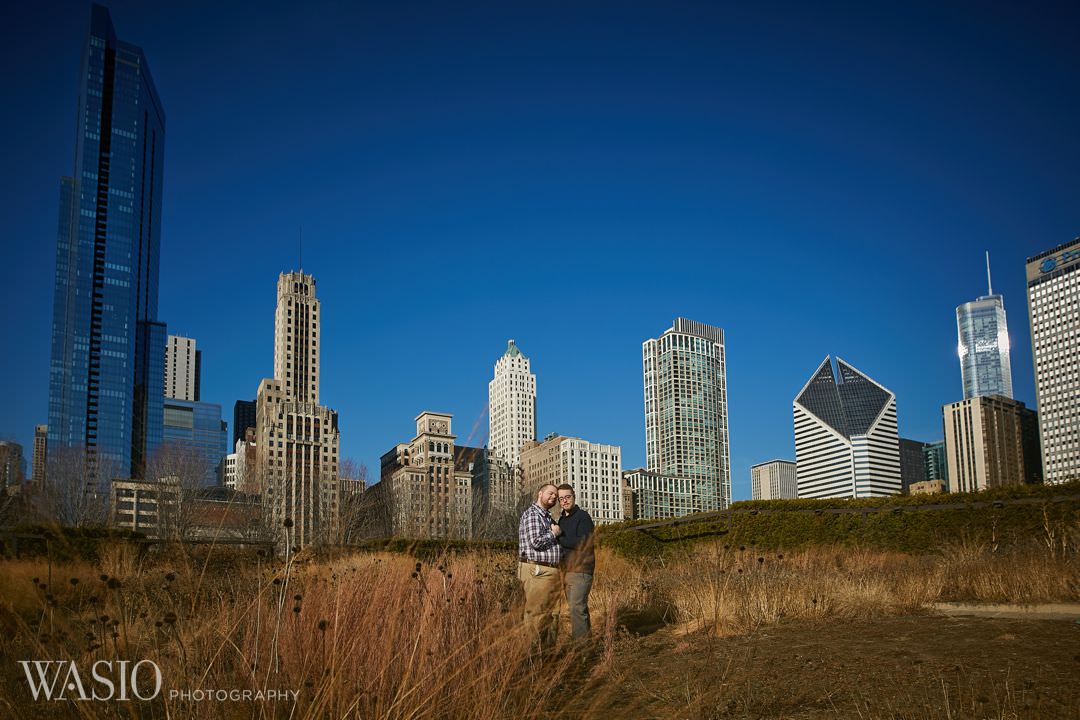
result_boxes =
[1,539,1078,719]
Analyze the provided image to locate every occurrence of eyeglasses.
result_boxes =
[558,496,574,501]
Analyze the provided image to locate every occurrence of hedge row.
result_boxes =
[597,482,1080,558]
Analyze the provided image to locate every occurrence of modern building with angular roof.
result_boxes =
[793,357,901,498]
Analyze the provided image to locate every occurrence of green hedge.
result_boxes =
[598,482,1080,558]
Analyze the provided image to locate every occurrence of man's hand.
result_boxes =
[551,523,563,536]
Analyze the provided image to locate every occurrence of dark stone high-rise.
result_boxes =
[47,5,166,481]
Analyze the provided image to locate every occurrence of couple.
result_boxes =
[517,482,595,648]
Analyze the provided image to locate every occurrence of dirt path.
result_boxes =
[584,614,1080,719]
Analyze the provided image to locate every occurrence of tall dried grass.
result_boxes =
[0,538,1076,717]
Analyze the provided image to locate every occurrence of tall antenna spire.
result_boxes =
[985,250,992,295]
[299,225,303,272]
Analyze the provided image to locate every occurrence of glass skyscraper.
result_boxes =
[643,318,731,511]
[162,399,228,486]
[956,255,1013,400]
[47,5,166,481]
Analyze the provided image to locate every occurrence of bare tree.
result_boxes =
[338,458,371,544]
[36,445,113,527]
[145,442,210,540]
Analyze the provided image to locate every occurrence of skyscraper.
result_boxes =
[1026,237,1080,484]
[793,357,901,498]
[956,253,1013,400]
[255,272,340,548]
[488,340,536,467]
[643,318,731,511]
[165,335,201,401]
[47,5,166,481]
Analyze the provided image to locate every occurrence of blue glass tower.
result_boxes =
[47,5,166,481]
[956,254,1013,400]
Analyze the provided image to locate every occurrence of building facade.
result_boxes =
[957,256,1013,400]
[165,335,201,401]
[622,468,702,519]
[255,272,341,548]
[750,459,798,501]
[488,340,536,468]
[943,395,1041,492]
[47,6,167,481]
[643,318,731,511]
[520,434,623,525]
[379,412,474,539]
[793,357,902,498]
[899,438,929,494]
[32,424,48,487]
[1027,237,1080,484]
[0,441,26,492]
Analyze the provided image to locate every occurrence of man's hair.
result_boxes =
[557,483,574,494]
[537,482,558,493]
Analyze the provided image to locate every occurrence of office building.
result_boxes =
[32,424,48,487]
[488,340,536,468]
[923,440,948,485]
[46,5,167,481]
[956,254,1013,400]
[643,318,731,511]
[520,434,623,525]
[943,396,1041,492]
[165,335,201,401]
[255,272,341,548]
[622,468,702,519]
[793,357,902,498]
[750,459,798,501]
[378,412,474,539]
[899,438,929,493]
[233,399,257,446]
[1027,237,1080,484]
[160,399,228,485]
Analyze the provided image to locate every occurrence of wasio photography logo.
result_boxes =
[19,659,298,703]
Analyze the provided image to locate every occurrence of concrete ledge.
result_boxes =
[931,602,1080,620]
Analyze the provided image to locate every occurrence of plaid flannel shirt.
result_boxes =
[518,503,562,565]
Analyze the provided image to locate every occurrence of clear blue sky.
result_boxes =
[2,1,1077,499]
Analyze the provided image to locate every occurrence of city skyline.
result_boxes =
[3,2,1078,500]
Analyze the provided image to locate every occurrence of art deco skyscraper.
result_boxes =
[1027,237,1080,484]
[643,318,731,511]
[793,357,901,498]
[956,253,1013,399]
[255,272,340,548]
[47,5,166,481]
[488,340,536,467]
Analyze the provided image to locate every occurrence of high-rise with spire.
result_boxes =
[488,340,536,467]
[956,253,1013,400]
[255,272,340,548]
[47,5,167,481]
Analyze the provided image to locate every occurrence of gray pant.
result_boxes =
[564,571,593,640]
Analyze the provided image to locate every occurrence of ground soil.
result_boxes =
[578,614,1080,720]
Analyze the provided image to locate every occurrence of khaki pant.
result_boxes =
[518,562,561,648]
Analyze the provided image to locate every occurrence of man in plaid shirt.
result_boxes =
[518,483,563,648]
